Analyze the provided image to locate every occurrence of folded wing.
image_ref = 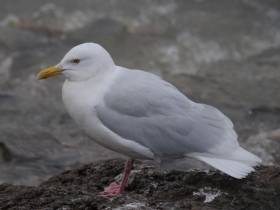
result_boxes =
[96,68,261,178]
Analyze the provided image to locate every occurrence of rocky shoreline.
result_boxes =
[0,3,280,208]
[1,160,279,210]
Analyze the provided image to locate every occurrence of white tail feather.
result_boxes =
[187,147,262,179]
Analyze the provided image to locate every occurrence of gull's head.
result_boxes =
[37,43,115,82]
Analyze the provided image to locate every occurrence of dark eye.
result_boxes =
[73,59,80,64]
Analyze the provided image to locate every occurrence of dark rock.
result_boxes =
[0,160,279,210]
[0,142,14,164]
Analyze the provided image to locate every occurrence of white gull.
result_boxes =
[37,43,261,197]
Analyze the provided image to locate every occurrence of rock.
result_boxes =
[245,132,276,165]
[268,128,280,141]
[0,142,14,165]
[0,160,279,210]
[245,127,280,166]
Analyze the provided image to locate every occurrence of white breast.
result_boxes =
[62,69,155,160]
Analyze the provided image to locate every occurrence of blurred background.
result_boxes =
[0,0,280,186]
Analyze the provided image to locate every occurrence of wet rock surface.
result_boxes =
[0,160,280,210]
[0,0,280,186]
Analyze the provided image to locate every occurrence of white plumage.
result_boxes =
[37,43,262,196]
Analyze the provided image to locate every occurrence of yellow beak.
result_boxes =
[37,65,63,80]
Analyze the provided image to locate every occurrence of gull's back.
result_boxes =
[97,69,230,149]
[95,67,261,178]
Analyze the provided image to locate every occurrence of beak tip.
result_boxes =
[37,65,61,80]
[37,75,43,80]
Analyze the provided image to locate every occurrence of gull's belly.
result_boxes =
[62,79,154,160]
[62,80,116,149]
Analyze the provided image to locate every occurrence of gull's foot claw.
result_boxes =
[98,183,123,197]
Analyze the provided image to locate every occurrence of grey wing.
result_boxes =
[96,69,238,160]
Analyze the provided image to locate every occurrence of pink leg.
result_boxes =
[98,159,135,197]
